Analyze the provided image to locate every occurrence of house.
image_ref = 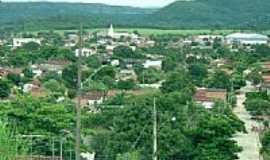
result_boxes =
[75,48,96,57]
[117,69,137,81]
[0,68,10,78]
[145,40,155,47]
[183,39,192,45]
[225,33,269,45]
[135,38,155,48]
[143,60,162,70]
[23,80,47,97]
[13,38,41,48]
[258,62,270,94]
[64,34,79,47]
[111,59,120,66]
[0,67,23,78]
[39,60,70,74]
[261,75,270,94]
[31,65,43,77]
[261,61,270,71]
[211,59,227,67]
[106,45,116,54]
[194,88,227,109]
[78,91,107,107]
[194,35,223,44]
[130,46,136,51]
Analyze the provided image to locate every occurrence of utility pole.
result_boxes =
[60,139,63,160]
[69,148,73,160]
[75,24,83,160]
[30,136,33,160]
[52,138,55,160]
[153,97,157,160]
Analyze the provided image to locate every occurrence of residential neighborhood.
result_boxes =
[0,20,270,160]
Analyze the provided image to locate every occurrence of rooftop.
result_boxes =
[194,88,227,102]
[226,33,269,40]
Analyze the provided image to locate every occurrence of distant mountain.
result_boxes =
[1,0,270,31]
[0,2,156,30]
[150,0,270,29]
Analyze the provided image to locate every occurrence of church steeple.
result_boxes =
[108,24,114,37]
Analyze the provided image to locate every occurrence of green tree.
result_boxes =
[231,73,246,90]
[261,130,270,158]
[138,68,162,84]
[89,92,244,160]
[0,121,27,159]
[7,73,21,86]
[0,79,11,98]
[245,98,270,116]
[22,42,40,52]
[162,57,177,72]
[205,69,231,90]
[113,46,144,59]
[188,63,208,85]
[113,46,134,59]
[83,80,108,92]
[117,79,136,90]
[246,70,262,85]
[62,64,78,88]
[92,66,116,87]
[43,79,66,94]
[0,95,76,158]
[7,50,29,67]
[161,71,194,94]
[22,67,34,79]
[86,55,102,69]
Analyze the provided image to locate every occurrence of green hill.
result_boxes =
[1,0,270,31]
[0,2,155,30]
[150,0,270,29]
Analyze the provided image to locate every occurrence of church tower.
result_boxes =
[108,24,114,37]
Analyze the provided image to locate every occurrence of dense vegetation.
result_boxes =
[89,88,245,160]
[0,2,154,31]
[152,0,270,29]
[1,0,270,31]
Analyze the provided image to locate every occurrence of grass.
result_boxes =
[30,28,270,36]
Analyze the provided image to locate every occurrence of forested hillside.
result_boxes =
[0,2,155,30]
[1,0,270,31]
[152,0,270,29]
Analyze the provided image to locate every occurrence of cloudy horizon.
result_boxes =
[2,0,176,7]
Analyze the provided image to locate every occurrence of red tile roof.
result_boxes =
[194,88,227,102]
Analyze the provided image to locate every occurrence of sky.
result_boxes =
[3,0,176,7]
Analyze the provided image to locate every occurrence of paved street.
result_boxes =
[233,85,262,160]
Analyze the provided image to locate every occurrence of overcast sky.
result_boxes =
[3,0,176,7]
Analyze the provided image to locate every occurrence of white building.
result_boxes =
[108,24,137,39]
[75,48,96,57]
[194,35,223,44]
[130,46,136,51]
[111,59,120,66]
[13,38,41,48]
[225,33,269,45]
[64,34,79,47]
[143,60,162,69]
[31,65,43,78]
[106,45,116,54]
